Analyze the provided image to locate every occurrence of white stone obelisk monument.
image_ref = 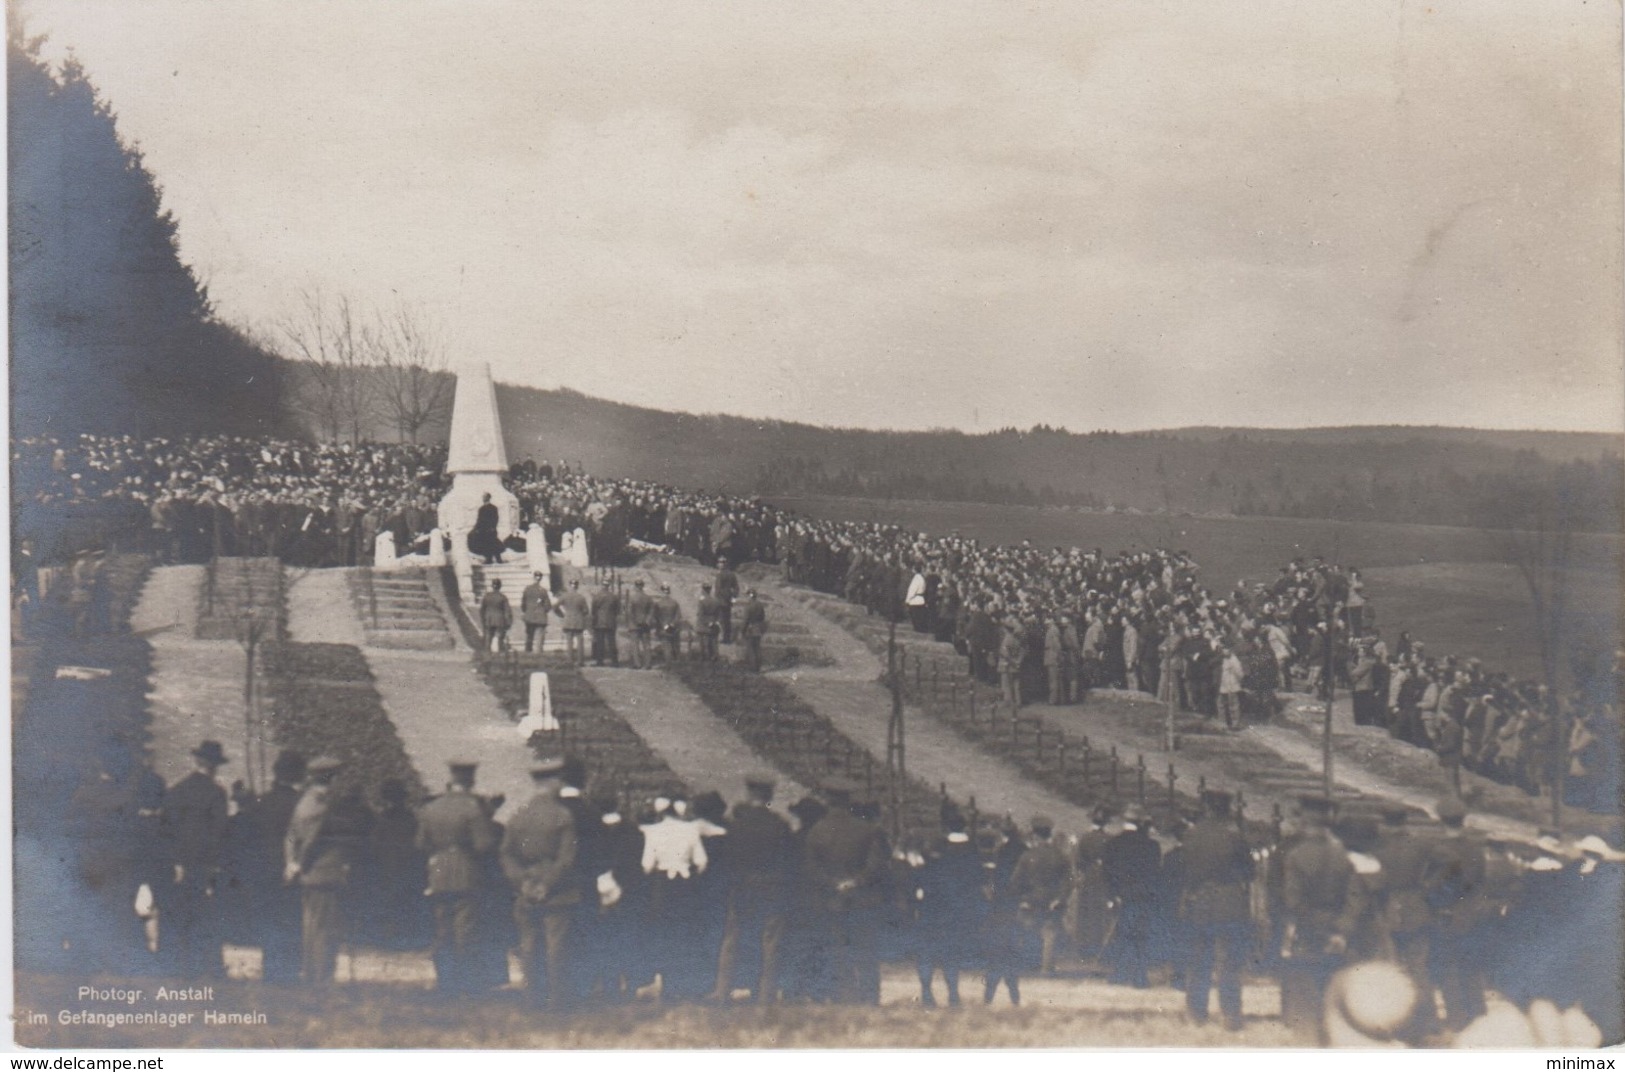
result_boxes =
[438,362,521,542]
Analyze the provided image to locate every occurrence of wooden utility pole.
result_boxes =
[886,621,906,840]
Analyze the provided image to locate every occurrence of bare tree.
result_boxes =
[1495,465,1581,830]
[278,289,374,443]
[372,301,453,443]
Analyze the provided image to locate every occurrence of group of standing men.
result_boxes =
[477,562,770,672]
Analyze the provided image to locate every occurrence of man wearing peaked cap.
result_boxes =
[1423,794,1488,1031]
[285,754,370,986]
[416,758,498,996]
[1007,812,1069,976]
[502,755,579,1008]
[1371,800,1433,988]
[711,771,795,1003]
[1180,784,1253,1030]
[1278,791,1356,1040]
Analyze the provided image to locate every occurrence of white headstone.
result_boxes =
[426,528,446,567]
[374,531,398,569]
[516,671,558,737]
[567,527,591,569]
[526,524,548,570]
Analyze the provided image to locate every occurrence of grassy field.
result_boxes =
[768,496,1622,681]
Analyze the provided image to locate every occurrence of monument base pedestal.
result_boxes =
[437,473,521,545]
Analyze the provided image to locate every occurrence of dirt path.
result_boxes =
[286,567,365,646]
[129,565,252,787]
[580,666,808,814]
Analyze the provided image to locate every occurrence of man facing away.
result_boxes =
[416,759,498,997]
[520,571,554,654]
[625,578,656,669]
[558,578,589,666]
[479,578,512,653]
[501,757,580,1009]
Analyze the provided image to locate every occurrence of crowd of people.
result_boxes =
[63,735,1624,1045]
[13,434,1622,810]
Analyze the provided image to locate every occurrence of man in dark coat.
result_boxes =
[625,578,655,669]
[469,492,504,564]
[416,760,498,996]
[696,583,722,662]
[590,578,621,667]
[1279,795,1358,1041]
[715,559,740,644]
[739,589,768,673]
[1423,796,1488,1031]
[1101,803,1162,988]
[913,804,986,1006]
[502,757,581,1009]
[1179,790,1255,1030]
[521,570,554,655]
[1008,814,1072,975]
[579,790,647,1002]
[710,774,795,1003]
[479,578,512,653]
[248,750,306,983]
[284,756,372,986]
[160,739,231,978]
[804,779,891,1004]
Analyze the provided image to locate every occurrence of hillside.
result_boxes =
[271,363,1623,532]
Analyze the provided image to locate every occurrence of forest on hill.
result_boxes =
[7,20,287,439]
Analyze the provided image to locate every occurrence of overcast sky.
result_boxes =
[24,0,1625,433]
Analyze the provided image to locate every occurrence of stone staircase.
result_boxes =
[346,568,455,650]
[468,561,567,652]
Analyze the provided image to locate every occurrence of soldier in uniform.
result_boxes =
[521,570,554,654]
[739,589,768,673]
[999,618,1026,708]
[804,777,891,1004]
[1278,795,1357,1041]
[1008,814,1072,975]
[159,739,231,978]
[1423,796,1488,1031]
[715,558,740,644]
[1371,805,1432,983]
[558,578,590,666]
[1179,789,1255,1030]
[284,756,372,986]
[590,577,621,666]
[416,759,499,997]
[654,582,684,664]
[502,757,581,1009]
[710,773,795,1003]
[696,582,722,662]
[625,578,655,669]
[479,578,512,653]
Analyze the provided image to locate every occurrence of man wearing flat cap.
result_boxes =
[416,759,498,997]
[160,739,231,977]
[1279,794,1356,1041]
[502,757,580,1008]
[285,756,372,986]
[1179,788,1254,1030]
[711,773,794,1003]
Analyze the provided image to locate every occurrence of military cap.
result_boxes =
[744,771,777,792]
[448,758,478,773]
[660,583,671,592]
[701,582,713,590]
[308,755,344,774]
[529,756,566,778]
